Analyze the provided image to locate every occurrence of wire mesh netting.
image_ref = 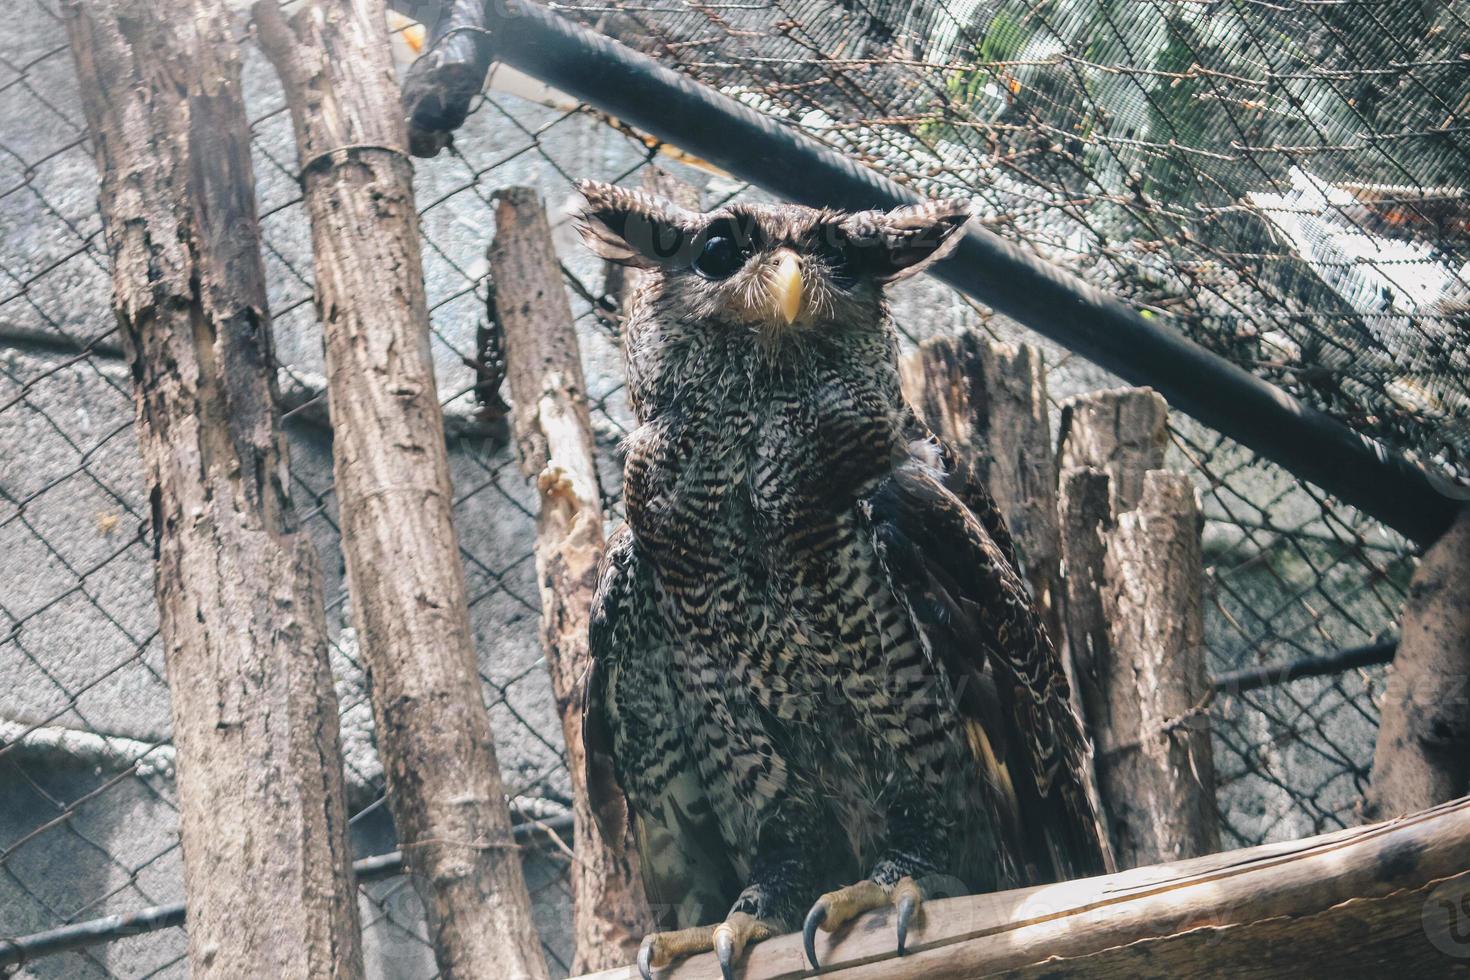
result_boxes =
[0,0,1453,976]
[562,0,1470,482]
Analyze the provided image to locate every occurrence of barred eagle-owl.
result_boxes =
[575,180,1111,979]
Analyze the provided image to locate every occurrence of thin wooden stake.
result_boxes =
[1102,471,1219,866]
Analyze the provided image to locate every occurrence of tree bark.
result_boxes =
[569,795,1470,979]
[1056,386,1168,515]
[1366,506,1470,820]
[1101,471,1219,866]
[1058,466,1113,732]
[63,2,364,976]
[1057,389,1217,868]
[899,332,1063,641]
[254,4,548,978]
[490,186,651,973]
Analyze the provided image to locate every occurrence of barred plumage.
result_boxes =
[576,180,1111,978]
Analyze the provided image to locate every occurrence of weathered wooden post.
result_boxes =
[490,186,651,972]
[64,1,364,975]
[255,3,548,977]
[1058,388,1219,867]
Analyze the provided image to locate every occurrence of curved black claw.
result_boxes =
[637,938,656,980]
[895,891,916,957]
[802,901,827,969]
[715,928,736,980]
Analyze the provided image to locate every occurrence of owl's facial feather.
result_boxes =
[573,181,973,419]
[574,180,972,304]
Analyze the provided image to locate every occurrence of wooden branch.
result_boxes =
[1057,389,1217,867]
[1102,471,1219,865]
[568,795,1470,979]
[254,4,548,978]
[491,186,650,973]
[1367,506,1470,820]
[401,0,493,157]
[63,1,363,975]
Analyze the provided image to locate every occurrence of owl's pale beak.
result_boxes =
[769,250,803,325]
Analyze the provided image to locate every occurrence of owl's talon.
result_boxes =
[801,902,827,968]
[800,879,890,968]
[894,878,922,956]
[636,937,657,980]
[714,926,736,980]
[634,923,714,979]
[636,912,774,979]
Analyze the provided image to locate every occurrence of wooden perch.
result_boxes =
[1367,505,1470,820]
[64,2,364,975]
[491,186,650,972]
[569,795,1470,978]
[255,3,547,977]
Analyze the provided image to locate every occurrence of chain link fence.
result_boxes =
[1,0,1451,976]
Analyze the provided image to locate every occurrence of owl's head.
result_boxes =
[574,180,972,334]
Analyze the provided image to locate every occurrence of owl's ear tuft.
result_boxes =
[842,197,973,284]
[574,179,693,269]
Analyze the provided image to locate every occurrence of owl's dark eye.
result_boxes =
[692,234,746,280]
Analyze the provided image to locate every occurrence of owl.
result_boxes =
[575,180,1111,979]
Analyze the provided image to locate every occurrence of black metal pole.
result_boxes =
[1211,638,1399,696]
[465,0,1465,545]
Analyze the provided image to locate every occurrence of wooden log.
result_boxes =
[567,795,1470,979]
[490,186,650,973]
[1101,471,1219,867]
[1056,465,1116,848]
[1056,386,1168,515]
[899,332,1063,642]
[1366,505,1470,820]
[63,2,364,976]
[254,4,548,978]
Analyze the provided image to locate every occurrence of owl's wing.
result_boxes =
[863,462,1113,883]
[584,526,741,929]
